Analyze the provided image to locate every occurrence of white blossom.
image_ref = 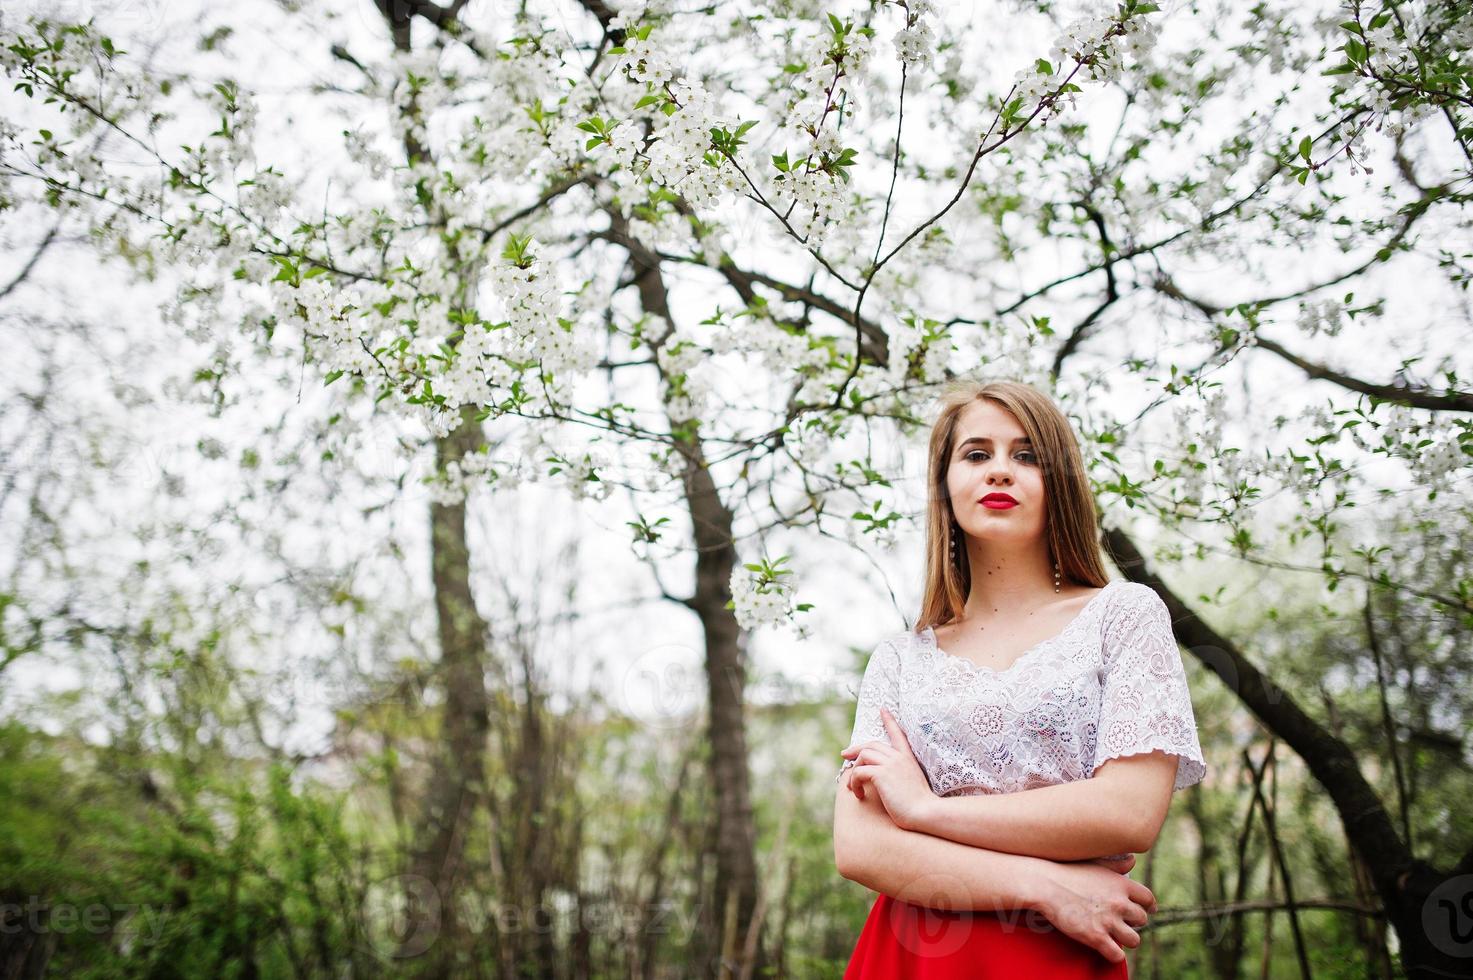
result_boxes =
[729,566,796,632]
[1295,298,1345,338]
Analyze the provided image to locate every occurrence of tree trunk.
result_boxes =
[679,433,764,979]
[0,894,56,980]
[372,3,493,968]
[403,405,492,969]
[612,210,767,979]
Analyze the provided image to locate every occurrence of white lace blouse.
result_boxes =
[837,579,1208,806]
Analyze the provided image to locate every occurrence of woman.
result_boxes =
[833,379,1208,978]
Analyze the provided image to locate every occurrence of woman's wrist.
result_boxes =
[1019,856,1065,916]
[902,792,943,833]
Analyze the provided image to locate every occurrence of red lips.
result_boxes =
[979,493,1018,509]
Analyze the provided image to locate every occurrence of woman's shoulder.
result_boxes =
[1106,580,1167,608]
[1099,580,1172,633]
[872,626,927,660]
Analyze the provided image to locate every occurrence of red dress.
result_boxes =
[844,892,1130,979]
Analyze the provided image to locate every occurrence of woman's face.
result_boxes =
[944,399,1048,548]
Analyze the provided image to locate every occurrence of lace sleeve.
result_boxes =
[1095,585,1208,792]
[836,636,902,781]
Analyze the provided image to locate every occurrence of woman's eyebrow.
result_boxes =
[956,435,1032,449]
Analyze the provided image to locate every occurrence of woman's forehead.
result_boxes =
[954,400,1026,441]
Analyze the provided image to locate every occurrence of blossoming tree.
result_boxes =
[3,0,1470,973]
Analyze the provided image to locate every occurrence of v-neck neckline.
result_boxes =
[924,580,1120,677]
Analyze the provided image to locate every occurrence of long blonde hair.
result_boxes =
[915,379,1110,632]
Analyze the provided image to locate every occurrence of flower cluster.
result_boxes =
[788,18,876,119]
[424,446,502,505]
[1412,434,1467,488]
[781,170,851,248]
[1166,387,1237,505]
[548,446,616,502]
[894,0,939,72]
[1321,5,1461,153]
[1363,22,1410,71]
[729,562,807,636]
[643,81,746,210]
[784,411,839,470]
[602,118,647,173]
[708,307,837,402]
[1295,298,1345,338]
[599,27,747,211]
[238,168,295,221]
[489,247,598,380]
[1009,7,1158,121]
[760,16,877,248]
[658,331,716,424]
[1342,403,1469,490]
[258,235,597,442]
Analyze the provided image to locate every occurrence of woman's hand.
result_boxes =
[1088,853,1138,876]
[840,707,938,832]
[1033,857,1157,965]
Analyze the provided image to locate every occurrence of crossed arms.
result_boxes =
[832,706,1180,889]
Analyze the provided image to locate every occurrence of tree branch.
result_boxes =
[0,223,61,302]
[1050,201,1121,378]
[1102,525,1432,906]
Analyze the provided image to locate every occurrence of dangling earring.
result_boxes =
[950,520,961,567]
[1053,559,1061,593]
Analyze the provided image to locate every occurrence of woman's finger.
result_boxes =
[1107,917,1140,951]
[849,765,883,799]
[841,739,890,759]
[1126,880,1157,914]
[854,745,893,766]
